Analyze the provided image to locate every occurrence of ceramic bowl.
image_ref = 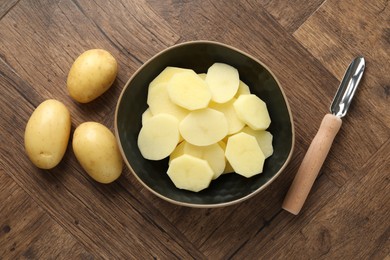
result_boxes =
[115,41,294,207]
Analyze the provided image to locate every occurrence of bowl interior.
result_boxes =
[116,41,294,207]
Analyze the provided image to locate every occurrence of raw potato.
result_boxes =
[73,122,123,184]
[209,98,245,135]
[167,70,211,110]
[147,83,188,121]
[167,154,214,192]
[141,108,153,125]
[24,99,71,169]
[198,73,207,80]
[206,63,239,103]
[234,94,271,130]
[236,80,251,96]
[149,67,192,89]
[179,108,228,146]
[169,141,186,164]
[218,141,235,174]
[225,132,265,178]
[170,141,225,179]
[138,114,180,160]
[241,126,274,158]
[138,64,275,192]
[224,160,235,174]
[67,49,118,103]
[184,142,225,179]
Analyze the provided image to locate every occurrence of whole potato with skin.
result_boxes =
[73,122,123,184]
[67,49,118,103]
[24,99,71,169]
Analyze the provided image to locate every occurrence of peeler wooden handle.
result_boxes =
[282,114,342,215]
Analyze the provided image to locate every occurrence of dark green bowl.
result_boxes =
[115,41,294,207]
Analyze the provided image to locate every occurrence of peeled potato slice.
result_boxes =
[224,160,235,174]
[169,141,225,179]
[198,73,207,80]
[179,108,228,146]
[137,114,180,160]
[149,67,192,89]
[141,108,153,125]
[147,83,188,121]
[241,126,274,158]
[168,71,211,110]
[184,143,225,179]
[138,64,274,191]
[225,132,265,178]
[236,80,251,96]
[234,94,271,130]
[218,141,235,174]
[206,63,239,103]
[167,154,214,192]
[209,98,245,135]
[169,141,186,164]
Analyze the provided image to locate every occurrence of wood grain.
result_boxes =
[294,0,390,175]
[0,58,204,258]
[0,0,19,20]
[0,0,389,258]
[233,140,390,259]
[0,0,179,125]
[259,0,326,33]
[0,171,93,259]
[283,114,342,215]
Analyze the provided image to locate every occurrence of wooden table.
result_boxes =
[1,0,389,259]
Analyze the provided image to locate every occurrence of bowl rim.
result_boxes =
[115,40,295,208]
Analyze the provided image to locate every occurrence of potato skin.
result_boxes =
[24,99,71,169]
[67,49,118,103]
[72,122,123,184]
